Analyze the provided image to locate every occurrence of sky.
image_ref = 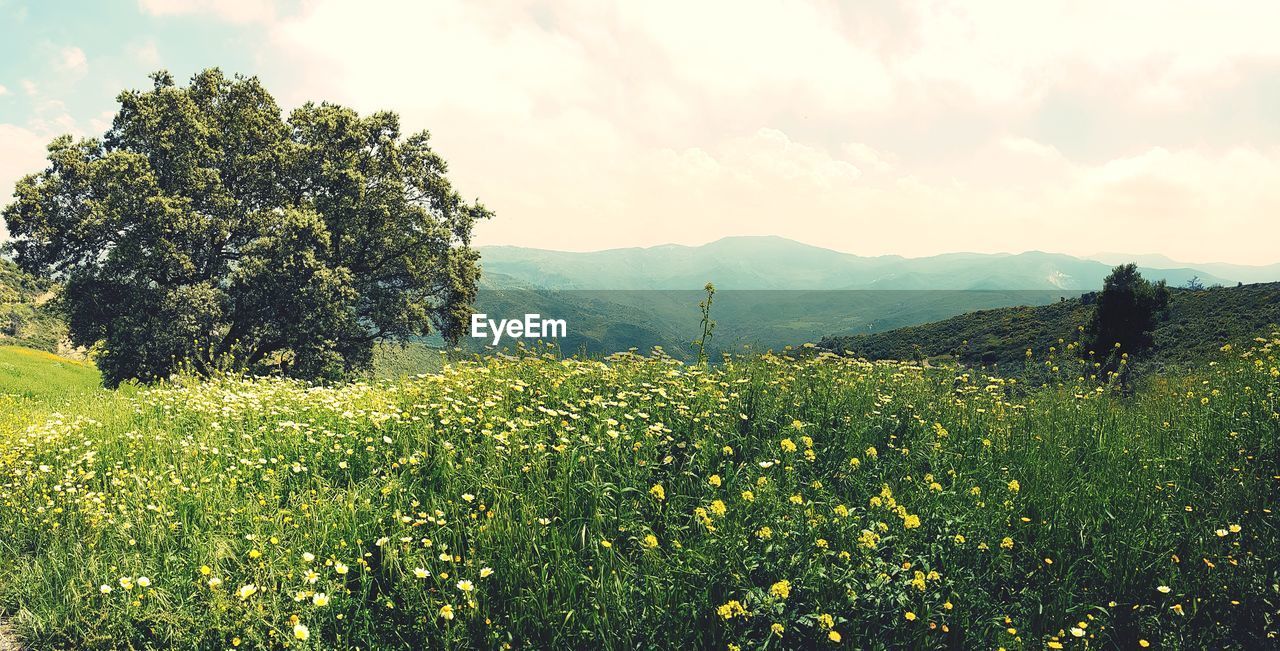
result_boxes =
[1,1,1279,264]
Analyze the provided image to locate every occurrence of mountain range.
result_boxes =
[478,235,1273,291]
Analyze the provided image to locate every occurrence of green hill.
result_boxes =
[0,345,101,403]
[0,258,65,353]
[817,282,1280,373]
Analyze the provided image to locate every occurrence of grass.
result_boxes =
[0,337,1277,649]
[0,345,101,404]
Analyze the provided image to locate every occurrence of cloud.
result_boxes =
[128,41,162,67]
[137,0,276,23]
[0,124,52,239]
[0,84,7,96]
[56,46,88,74]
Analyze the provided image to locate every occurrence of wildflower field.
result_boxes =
[0,338,1278,649]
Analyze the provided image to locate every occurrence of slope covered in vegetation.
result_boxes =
[0,259,64,353]
[818,282,1280,374]
[0,339,1276,648]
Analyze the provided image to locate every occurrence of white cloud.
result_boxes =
[0,84,8,96]
[56,46,87,74]
[128,41,162,67]
[250,0,1280,263]
[19,80,37,96]
[137,0,276,23]
[0,124,52,239]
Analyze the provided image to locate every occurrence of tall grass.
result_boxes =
[0,336,1277,648]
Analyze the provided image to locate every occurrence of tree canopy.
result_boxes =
[1086,263,1170,364]
[2,69,489,386]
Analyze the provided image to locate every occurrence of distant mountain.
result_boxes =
[480,236,1270,290]
[1088,252,1280,285]
[460,237,1280,363]
[817,282,1280,373]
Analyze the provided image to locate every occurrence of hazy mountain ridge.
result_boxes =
[481,236,1266,290]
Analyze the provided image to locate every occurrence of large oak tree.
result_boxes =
[2,69,489,386]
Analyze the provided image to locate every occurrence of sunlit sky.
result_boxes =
[2,1,1279,263]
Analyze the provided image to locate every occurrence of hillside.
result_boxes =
[817,282,1280,372]
[0,258,64,353]
[0,345,100,403]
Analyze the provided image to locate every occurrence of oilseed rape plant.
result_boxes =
[1,337,1279,648]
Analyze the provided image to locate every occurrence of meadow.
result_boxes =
[0,337,1277,649]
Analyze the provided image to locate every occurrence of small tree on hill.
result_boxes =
[2,69,490,386]
[1085,264,1169,369]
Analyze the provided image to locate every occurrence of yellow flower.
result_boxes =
[709,500,727,517]
[136,576,151,588]
[1001,537,1014,550]
[439,604,455,620]
[769,580,791,599]
[741,490,754,502]
[771,623,785,636]
[708,474,722,488]
[865,446,878,459]
[312,592,329,606]
[903,514,921,529]
[849,457,861,468]
[1156,585,1171,594]
[833,504,849,517]
[292,623,309,641]
[828,631,841,643]
[790,494,804,505]
[904,611,917,621]
[199,565,212,576]
[237,584,258,600]
[480,566,494,578]
[780,438,798,453]
[457,579,474,592]
[858,529,880,549]
[649,484,666,501]
[1007,480,1020,493]
[756,526,773,540]
[716,600,748,620]
[600,539,612,548]
[414,567,430,579]
[817,613,834,630]
[1139,640,1150,648]
[643,534,659,549]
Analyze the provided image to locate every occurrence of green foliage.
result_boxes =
[1,69,489,387]
[1085,264,1170,369]
[0,339,1277,648]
